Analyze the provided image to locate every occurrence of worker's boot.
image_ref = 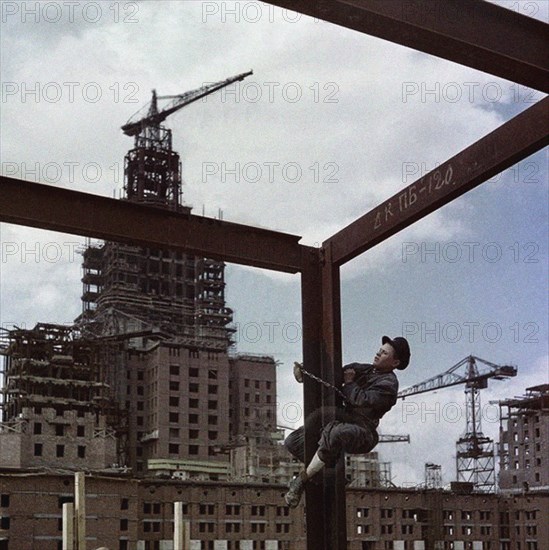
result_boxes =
[284,470,308,508]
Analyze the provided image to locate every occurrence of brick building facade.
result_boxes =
[1,473,547,550]
[498,385,549,494]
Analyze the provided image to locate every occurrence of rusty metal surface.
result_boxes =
[327,96,549,266]
[264,0,549,93]
[300,246,346,550]
[0,177,304,273]
[319,243,346,549]
[300,251,326,550]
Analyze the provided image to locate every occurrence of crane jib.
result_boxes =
[121,70,254,137]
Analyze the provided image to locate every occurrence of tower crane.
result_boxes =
[122,70,253,143]
[118,70,253,209]
[398,355,517,492]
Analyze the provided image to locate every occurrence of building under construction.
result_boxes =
[0,69,396,491]
[0,72,284,479]
[0,321,281,478]
[1,32,548,546]
[498,384,549,494]
[0,323,116,471]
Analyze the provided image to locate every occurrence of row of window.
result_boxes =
[33,423,87,437]
[1,498,286,520]
[444,522,536,536]
[2,537,129,550]
[198,521,270,534]
[196,540,282,550]
[511,443,543,456]
[34,443,86,458]
[243,379,273,391]
[31,406,87,418]
[445,525,489,536]
[510,428,542,442]
[512,414,542,427]
[137,501,289,518]
[356,507,507,525]
[0,517,271,536]
[170,365,218,377]
[188,384,218,394]
[510,472,543,483]
[167,348,221,360]
[159,445,219,456]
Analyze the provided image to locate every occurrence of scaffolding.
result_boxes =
[76,120,234,352]
[0,323,119,470]
[425,463,442,489]
[0,323,109,421]
[345,452,393,488]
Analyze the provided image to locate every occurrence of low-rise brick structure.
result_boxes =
[1,472,547,550]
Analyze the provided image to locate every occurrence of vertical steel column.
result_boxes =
[301,248,325,550]
[301,245,346,549]
[320,243,346,548]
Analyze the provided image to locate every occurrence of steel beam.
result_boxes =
[265,0,549,93]
[327,96,549,266]
[319,242,346,549]
[301,249,327,550]
[0,177,304,273]
[300,245,346,550]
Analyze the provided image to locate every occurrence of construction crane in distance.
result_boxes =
[276,424,410,444]
[398,355,517,492]
[122,70,253,142]
[117,70,253,210]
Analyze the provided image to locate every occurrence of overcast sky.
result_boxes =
[1,0,548,486]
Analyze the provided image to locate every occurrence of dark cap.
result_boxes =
[382,336,411,370]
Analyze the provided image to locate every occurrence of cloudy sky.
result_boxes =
[1,0,547,486]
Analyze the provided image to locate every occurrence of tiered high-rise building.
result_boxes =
[0,114,280,478]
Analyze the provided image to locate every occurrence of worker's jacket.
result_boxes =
[340,363,399,430]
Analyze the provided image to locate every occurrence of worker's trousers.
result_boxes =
[284,407,378,468]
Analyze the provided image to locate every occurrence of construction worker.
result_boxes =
[283,335,410,508]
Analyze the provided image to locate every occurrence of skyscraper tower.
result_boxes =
[0,72,280,478]
[73,72,261,474]
[78,75,253,347]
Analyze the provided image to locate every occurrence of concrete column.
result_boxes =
[62,502,74,550]
[173,502,190,550]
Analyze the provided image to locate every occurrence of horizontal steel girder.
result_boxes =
[0,177,306,273]
[265,0,549,93]
[326,96,549,266]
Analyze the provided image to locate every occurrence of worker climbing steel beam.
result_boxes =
[283,336,411,506]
